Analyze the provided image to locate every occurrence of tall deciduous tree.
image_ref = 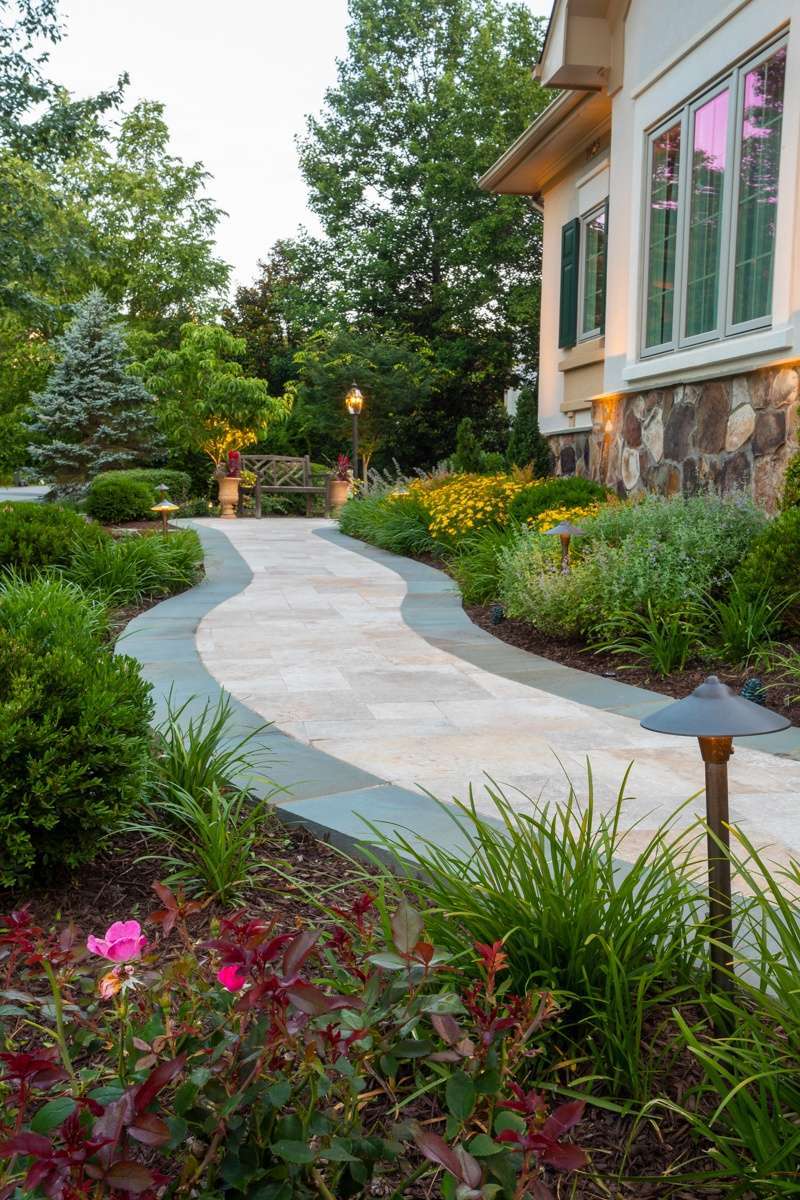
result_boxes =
[66,101,230,329]
[138,323,289,466]
[298,0,549,375]
[27,289,158,488]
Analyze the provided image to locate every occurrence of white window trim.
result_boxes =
[639,34,787,361]
[577,201,607,342]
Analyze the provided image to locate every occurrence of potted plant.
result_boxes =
[328,454,353,513]
[216,452,240,519]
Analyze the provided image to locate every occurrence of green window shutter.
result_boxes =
[558,217,580,349]
[599,198,609,336]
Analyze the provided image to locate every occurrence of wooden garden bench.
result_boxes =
[240,454,331,518]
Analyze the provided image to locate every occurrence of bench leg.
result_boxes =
[306,493,312,518]
[255,479,261,519]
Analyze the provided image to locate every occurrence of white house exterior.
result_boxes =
[481,0,800,509]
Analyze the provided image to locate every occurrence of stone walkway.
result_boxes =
[191,518,800,869]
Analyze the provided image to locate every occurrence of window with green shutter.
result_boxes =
[559,218,580,349]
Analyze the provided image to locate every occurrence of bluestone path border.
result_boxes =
[315,526,800,762]
[119,521,487,859]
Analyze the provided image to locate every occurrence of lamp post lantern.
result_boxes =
[640,676,789,993]
[344,383,364,482]
[543,519,586,574]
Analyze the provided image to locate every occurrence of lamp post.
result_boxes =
[543,519,586,574]
[640,676,789,993]
[344,383,364,482]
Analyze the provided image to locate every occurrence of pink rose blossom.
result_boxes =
[86,920,147,963]
[217,965,247,992]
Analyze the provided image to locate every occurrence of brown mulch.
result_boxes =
[467,603,800,727]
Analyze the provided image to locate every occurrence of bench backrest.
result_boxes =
[241,454,315,488]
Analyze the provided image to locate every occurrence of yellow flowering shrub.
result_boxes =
[532,503,601,532]
[409,473,531,541]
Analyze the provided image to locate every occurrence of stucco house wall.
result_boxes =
[482,0,800,510]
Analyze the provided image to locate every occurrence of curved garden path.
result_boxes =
[187,517,800,869]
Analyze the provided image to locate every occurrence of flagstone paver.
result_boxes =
[189,517,800,869]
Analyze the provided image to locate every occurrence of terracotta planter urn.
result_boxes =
[217,474,240,519]
[327,477,352,513]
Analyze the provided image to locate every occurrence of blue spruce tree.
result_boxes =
[27,290,157,490]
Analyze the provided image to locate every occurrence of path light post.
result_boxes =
[344,383,364,483]
[640,676,789,993]
[151,495,180,536]
[543,519,585,574]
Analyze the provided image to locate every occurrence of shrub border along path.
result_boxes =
[120,519,800,864]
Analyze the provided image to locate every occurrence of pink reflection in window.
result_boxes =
[694,90,728,171]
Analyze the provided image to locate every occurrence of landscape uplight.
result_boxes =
[543,519,585,574]
[641,676,789,993]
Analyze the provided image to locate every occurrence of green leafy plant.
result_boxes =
[0,501,107,572]
[701,578,794,666]
[361,771,709,1098]
[130,783,279,902]
[780,450,800,510]
[770,642,800,703]
[85,473,155,523]
[101,467,193,502]
[65,528,202,605]
[448,523,519,604]
[150,693,273,799]
[498,526,584,637]
[0,573,153,887]
[508,476,609,526]
[339,490,434,556]
[592,601,704,674]
[735,507,800,631]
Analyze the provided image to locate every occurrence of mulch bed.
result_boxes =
[467,603,800,727]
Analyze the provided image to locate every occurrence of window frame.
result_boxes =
[639,34,787,360]
[577,200,608,342]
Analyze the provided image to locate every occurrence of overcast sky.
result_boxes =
[48,0,551,294]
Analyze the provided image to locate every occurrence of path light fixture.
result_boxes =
[344,383,364,482]
[640,676,789,993]
[151,497,180,536]
[156,483,170,498]
[543,519,585,574]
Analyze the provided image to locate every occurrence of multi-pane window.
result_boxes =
[580,204,607,338]
[642,40,786,356]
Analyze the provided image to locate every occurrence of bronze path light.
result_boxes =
[151,493,180,535]
[344,383,364,482]
[641,676,789,993]
[543,519,585,574]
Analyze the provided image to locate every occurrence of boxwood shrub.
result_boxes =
[0,575,154,888]
[86,474,155,523]
[509,476,610,525]
[103,467,193,502]
[0,502,107,571]
[735,506,800,630]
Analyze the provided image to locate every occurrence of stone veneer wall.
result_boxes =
[548,365,800,512]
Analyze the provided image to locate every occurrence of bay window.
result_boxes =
[642,39,786,357]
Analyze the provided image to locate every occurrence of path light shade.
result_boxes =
[151,498,180,536]
[156,483,170,498]
[344,383,365,481]
[640,675,789,993]
[543,519,585,574]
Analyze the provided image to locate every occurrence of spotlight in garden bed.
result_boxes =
[344,383,364,481]
[543,519,585,574]
[151,497,180,535]
[641,676,789,994]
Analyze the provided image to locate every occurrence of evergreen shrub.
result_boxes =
[99,468,193,502]
[735,506,800,630]
[509,476,609,525]
[0,575,153,887]
[86,474,155,523]
[0,502,107,571]
[781,453,800,510]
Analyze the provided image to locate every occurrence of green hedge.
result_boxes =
[99,468,193,501]
[736,506,800,630]
[0,575,154,887]
[86,474,155,523]
[0,502,108,571]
